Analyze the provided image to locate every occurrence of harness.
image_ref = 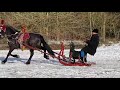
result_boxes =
[0,25,30,50]
[0,25,6,32]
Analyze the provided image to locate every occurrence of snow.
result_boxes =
[0,43,120,78]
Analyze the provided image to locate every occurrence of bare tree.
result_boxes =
[103,12,106,42]
[88,12,92,34]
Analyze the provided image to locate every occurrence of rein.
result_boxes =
[1,32,20,44]
[23,42,67,60]
[5,32,19,37]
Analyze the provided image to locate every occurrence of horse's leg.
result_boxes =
[10,54,20,58]
[44,49,49,59]
[36,42,49,59]
[40,46,49,59]
[26,49,34,64]
[1,48,14,64]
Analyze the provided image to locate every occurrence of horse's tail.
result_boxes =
[41,36,55,56]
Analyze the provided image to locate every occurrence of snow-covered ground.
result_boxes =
[0,43,120,78]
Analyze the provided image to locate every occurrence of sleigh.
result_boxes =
[55,42,96,66]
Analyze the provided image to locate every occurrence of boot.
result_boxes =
[84,55,87,62]
[80,57,84,63]
[84,58,87,62]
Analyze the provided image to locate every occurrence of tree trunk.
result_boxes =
[56,12,60,41]
[89,12,92,34]
[103,13,106,42]
[46,12,49,37]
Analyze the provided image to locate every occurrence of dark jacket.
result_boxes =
[81,34,99,55]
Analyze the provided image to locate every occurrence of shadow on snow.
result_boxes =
[0,56,60,65]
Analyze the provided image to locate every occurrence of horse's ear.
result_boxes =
[1,19,5,24]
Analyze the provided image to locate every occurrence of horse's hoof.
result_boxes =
[46,57,49,59]
[44,56,49,59]
[26,61,30,65]
[16,55,20,58]
[1,61,6,64]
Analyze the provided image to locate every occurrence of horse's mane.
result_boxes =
[6,25,20,33]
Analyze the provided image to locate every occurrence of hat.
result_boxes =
[92,29,98,33]
[21,25,26,33]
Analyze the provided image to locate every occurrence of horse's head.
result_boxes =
[0,26,6,39]
[70,42,75,52]
[0,25,19,39]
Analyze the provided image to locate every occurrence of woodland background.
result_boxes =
[0,12,120,49]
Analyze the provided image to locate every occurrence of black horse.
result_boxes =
[0,25,55,64]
